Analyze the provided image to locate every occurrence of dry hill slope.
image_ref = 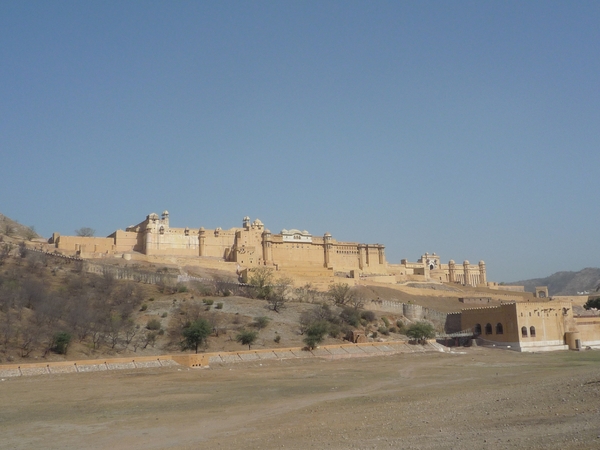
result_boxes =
[510,268,600,296]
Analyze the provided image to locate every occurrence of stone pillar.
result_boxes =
[378,245,385,265]
[323,233,333,268]
[479,260,487,285]
[262,229,272,265]
[358,244,366,270]
[145,229,153,255]
[198,227,206,256]
[463,260,471,286]
[448,260,456,283]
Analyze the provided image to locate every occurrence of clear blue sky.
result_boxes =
[1,1,598,282]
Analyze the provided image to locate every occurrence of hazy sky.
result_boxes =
[1,1,598,282]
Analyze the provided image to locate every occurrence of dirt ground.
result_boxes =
[1,348,599,449]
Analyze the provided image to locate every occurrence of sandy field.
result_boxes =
[1,348,599,450]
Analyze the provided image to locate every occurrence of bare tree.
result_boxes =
[0,243,13,266]
[248,267,275,299]
[24,226,37,241]
[327,283,356,306]
[75,227,95,237]
[266,276,294,312]
[122,319,138,348]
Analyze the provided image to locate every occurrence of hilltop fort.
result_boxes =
[48,211,490,287]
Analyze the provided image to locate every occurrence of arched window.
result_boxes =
[474,324,482,335]
[521,326,528,337]
[530,326,536,337]
[496,323,503,335]
[485,323,492,335]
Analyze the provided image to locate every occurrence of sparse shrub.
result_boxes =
[340,307,360,327]
[381,317,390,327]
[254,316,270,329]
[389,327,397,334]
[202,299,214,306]
[372,331,378,339]
[360,310,376,322]
[274,335,281,344]
[378,326,390,336]
[3,224,16,237]
[223,290,231,297]
[158,329,165,335]
[215,302,223,309]
[148,297,155,302]
[161,312,168,318]
[140,304,148,312]
[176,283,188,293]
[146,318,161,330]
[328,323,341,338]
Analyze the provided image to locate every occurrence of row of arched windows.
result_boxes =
[474,323,537,338]
[474,323,503,335]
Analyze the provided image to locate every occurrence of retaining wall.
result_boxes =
[0,341,441,378]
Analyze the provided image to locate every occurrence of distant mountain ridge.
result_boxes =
[509,268,600,296]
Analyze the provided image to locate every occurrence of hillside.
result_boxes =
[0,212,42,240]
[509,268,600,296]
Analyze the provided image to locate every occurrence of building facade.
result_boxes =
[460,301,600,351]
[51,211,387,274]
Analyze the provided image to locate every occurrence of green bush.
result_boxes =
[371,331,378,339]
[584,297,600,310]
[340,307,360,327]
[303,320,329,350]
[146,318,162,330]
[274,335,281,344]
[406,321,436,342]
[381,317,390,327]
[140,304,148,312]
[202,299,214,306]
[148,297,155,302]
[52,332,72,355]
[360,310,376,322]
[328,323,341,338]
[236,330,258,349]
[378,326,390,336]
[161,312,168,318]
[389,327,397,333]
[254,316,270,329]
[177,283,188,293]
[181,318,212,353]
[215,302,223,309]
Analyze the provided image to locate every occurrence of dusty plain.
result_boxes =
[1,347,599,449]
